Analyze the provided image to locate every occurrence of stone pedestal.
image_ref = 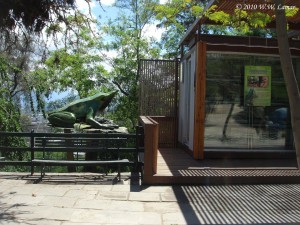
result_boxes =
[81,127,129,172]
[64,128,76,172]
[83,129,100,172]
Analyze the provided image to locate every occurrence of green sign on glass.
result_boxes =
[244,66,271,106]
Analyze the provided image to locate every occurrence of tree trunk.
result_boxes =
[275,0,300,168]
[222,103,234,141]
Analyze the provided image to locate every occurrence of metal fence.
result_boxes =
[0,130,143,174]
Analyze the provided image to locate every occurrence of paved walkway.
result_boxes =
[1,174,300,225]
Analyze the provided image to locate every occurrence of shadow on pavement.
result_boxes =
[171,184,300,224]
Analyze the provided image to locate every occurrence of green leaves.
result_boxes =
[36,16,110,99]
[248,12,272,28]
[206,5,275,35]
[285,7,299,17]
[208,11,231,24]
[103,0,161,130]
[191,5,203,16]
[0,56,23,133]
[154,0,205,57]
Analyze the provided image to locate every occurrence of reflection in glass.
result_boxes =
[205,53,295,150]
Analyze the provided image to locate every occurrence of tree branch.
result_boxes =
[112,80,129,96]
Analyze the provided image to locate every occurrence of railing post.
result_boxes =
[30,129,35,175]
[134,125,144,172]
[140,116,159,183]
[135,125,140,172]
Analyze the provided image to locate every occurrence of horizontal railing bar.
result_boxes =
[0,132,34,137]
[31,147,141,152]
[0,132,142,138]
[33,133,141,138]
[32,159,130,166]
[0,161,32,166]
[0,147,31,151]
[33,147,108,152]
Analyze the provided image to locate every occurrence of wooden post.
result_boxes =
[193,41,207,159]
[174,58,179,148]
[139,116,159,183]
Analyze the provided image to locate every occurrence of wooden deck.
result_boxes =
[143,148,300,185]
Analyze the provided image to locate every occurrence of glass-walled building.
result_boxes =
[178,35,300,159]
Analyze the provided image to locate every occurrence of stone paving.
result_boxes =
[1,175,300,225]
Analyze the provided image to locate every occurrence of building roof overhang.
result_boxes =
[180,0,300,46]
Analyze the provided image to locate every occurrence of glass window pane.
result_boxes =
[205,53,295,151]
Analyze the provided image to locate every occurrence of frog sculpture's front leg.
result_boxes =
[85,107,114,130]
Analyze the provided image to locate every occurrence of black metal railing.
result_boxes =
[0,128,144,175]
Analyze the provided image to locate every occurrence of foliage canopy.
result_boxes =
[0,0,78,32]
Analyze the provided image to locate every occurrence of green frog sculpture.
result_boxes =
[47,91,117,129]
